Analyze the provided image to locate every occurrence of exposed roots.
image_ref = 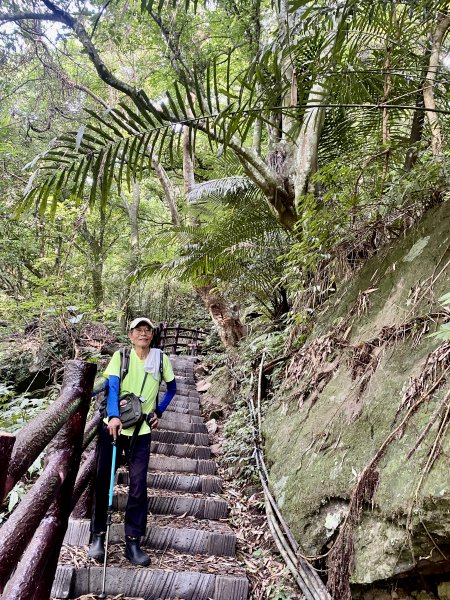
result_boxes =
[326,465,380,600]
[327,340,450,599]
[395,341,450,421]
[284,330,348,409]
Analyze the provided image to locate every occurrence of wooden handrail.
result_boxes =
[163,327,207,335]
[1,361,96,502]
[0,360,96,597]
[157,322,206,356]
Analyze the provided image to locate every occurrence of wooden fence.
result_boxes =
[157,323,206,356]
[0,360,97,599]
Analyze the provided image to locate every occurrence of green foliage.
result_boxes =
[428,293,450,341]
[222,399,257,485]
[265,585,295,600]
[142,180,290,315]
[0,392,51,432]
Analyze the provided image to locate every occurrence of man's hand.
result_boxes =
[148,414,159,429]
[108,417,122,440]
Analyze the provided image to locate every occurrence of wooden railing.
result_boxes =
[158,322,206,356]
[0,361,97,599]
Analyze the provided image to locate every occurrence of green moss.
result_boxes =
[263,201,450,583]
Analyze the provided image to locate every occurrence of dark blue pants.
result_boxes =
[91,424,151,537]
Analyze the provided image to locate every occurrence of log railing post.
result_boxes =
[192,327,199,356]
[0,433,15,502]
[173,322,180,354]
[71,444,97,518]
[2,361,96,502]
[0,360,96,598]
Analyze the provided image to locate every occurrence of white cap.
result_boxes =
[129,317,154,330]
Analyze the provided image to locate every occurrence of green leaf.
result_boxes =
[438,292,450,306]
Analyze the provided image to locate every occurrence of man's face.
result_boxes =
[129,325,154,348]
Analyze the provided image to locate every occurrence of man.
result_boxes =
[89,317,177,566]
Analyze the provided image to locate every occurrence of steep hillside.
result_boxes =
[263,200,450,598]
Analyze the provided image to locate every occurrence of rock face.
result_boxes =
[263,201,450,590]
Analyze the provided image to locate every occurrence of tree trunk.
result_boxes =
[180,127,246,348]
[404,93,426,171]
[91,260,104,310]
[119,179,141,331]
[196,286,246,348]
[288,7,345,206]
[423,14,450,155]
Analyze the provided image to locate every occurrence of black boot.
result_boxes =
[124,536,151,566]
[88,532,105,561]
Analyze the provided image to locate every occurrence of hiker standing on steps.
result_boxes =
[89,317,177,566]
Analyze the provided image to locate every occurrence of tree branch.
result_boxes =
[1,1,147,113]
[152,157,181,226]
[35,39,109,108]
[0,12,62,24]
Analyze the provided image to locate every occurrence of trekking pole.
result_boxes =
[98,440,117,600]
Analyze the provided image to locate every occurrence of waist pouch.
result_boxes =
[119,393,144,429]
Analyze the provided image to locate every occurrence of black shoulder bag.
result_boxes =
[118,372,148,429]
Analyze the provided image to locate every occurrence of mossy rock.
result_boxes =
[263,201,450,585]
[203,366,233,406]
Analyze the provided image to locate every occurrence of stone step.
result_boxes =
[165,404,202,416]
[169,375,196,385]
[143,523,235,557]
[150,454,217,475]
[63,518,236,556]
[151,440,211,460]
[152,429,209,446]
[166,383,196,395]
[52,565,248,600]
[162,378,195,388]
[157,418,207,434]
[172,365,195,373]
[165,366,195,373]
[113,491,228,519]
[159,392,200,404]
[159,397,200,410]
[164,385,199,396]
[118,470,222,494]
[160,413,203,425]
[164,396,200,406]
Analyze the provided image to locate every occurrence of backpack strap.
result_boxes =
[155,350,164,414]
[119,347,131,383]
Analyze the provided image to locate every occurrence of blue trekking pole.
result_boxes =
[98,440,117,600]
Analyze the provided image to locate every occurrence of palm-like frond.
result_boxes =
[187,176,253,204]
[141,184,291,311]
[19,0,450,216]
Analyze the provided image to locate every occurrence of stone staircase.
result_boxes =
[51,355,249,600]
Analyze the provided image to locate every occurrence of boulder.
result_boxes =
[202,365,233,407]
[263,201,450,588]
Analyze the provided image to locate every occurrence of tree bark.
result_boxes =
[119,180,141,330]
[196,286,246,348]
[183,126,195,195]
[289,7,346,206]
[152,158,180,226]
[423,13,450,155]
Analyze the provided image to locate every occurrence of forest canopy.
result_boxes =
[1,0,449,345]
